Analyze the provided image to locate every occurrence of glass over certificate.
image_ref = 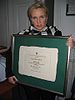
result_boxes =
[18,46,58,82]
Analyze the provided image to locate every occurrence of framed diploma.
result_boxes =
[12,35,70,96]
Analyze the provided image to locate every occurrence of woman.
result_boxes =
[6,1,73,100]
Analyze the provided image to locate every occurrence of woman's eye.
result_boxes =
[40,16,46,19]
[31,16,46,20]
[32,17,37,20]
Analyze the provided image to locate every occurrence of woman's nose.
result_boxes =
[37,18,41,23]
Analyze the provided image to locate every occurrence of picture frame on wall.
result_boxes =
[66,0,75,15]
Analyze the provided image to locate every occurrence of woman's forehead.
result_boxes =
[31,8,46,16]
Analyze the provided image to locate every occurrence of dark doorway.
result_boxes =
[45,0,54,26]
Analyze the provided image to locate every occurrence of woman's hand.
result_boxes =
[67,37,74,48]
[8,76,17,85]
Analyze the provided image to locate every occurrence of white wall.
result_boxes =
[54,0,75,40]
[54,0,75,98]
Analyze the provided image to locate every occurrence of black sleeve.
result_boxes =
[5,47,14,78]
[52,26,62,36]
[54,30,62,36]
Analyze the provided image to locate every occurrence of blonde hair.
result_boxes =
[27,1,48,20]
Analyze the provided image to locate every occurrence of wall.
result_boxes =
[7,0,35,47]
[54,0,75,98]
[0,0,35,47]
[54,0,75,40]
[0,0,8,46]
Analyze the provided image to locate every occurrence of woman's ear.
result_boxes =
[46,16,48,22]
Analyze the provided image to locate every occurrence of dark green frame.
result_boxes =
[12,35,69,96]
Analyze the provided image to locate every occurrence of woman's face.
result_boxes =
[30,8,48,31]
